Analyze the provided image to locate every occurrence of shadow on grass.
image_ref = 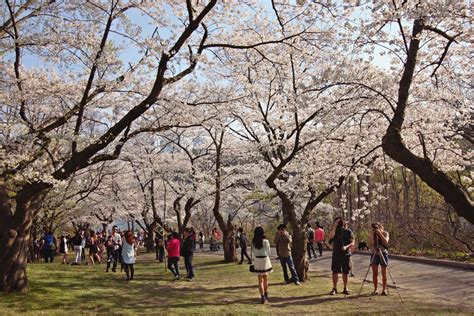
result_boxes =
[1,252,471,315]
[157,293,351,309]
[193,259,228,268]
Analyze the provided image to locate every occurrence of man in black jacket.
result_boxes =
[237,227,252,264]
[181,228,195,281]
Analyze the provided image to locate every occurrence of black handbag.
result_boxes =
[249,245,255,272]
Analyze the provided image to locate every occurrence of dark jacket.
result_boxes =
[72,234,82,246]
[181,236,194,257]
[238,233,248,248]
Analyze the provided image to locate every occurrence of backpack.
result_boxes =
[306,228,314,241]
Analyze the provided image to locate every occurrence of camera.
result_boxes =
[371,223,380,230]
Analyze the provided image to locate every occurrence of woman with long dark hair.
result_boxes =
[251,226,273,304]
[88,231,101,265]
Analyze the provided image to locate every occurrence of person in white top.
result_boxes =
[111,225,122,272]
[121,230,137,281]
[60,233,69,264]
[251,226,273,304]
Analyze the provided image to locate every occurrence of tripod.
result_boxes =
[358,246,403,302]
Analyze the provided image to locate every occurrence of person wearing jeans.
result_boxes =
[274,224,301,285]
[167,232,181,280]
[181,228,195,281]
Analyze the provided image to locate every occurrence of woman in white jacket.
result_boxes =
[251,226,273,304]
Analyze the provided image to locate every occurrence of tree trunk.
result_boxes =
[413,171,420,219]
[290,224,307,281]
[223,228,237,262]
[0,182,50,292]
[401,167,411,219]
[146,225,156,252]
[101,223,108,236]
[382,19,474,224]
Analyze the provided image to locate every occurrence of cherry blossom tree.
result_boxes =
[1,0,309,292]
[351,1,473,223]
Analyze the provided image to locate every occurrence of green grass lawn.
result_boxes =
[0,250,471,315]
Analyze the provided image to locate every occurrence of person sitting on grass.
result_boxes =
[121,230,137,281]
[167,232,181,281]
[251,226,273,304]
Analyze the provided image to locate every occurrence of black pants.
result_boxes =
[168,257,180,277]
[156,246,165,261]
[317,242,323,256]
[240,246,251,263]
[44,248,54,263]
[107,248,121,272]
[307,243,317,258]
[184,254,194,279]
[123,263,134,280]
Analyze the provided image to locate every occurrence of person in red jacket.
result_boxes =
[315,222,326,257]
[167,232,181,280]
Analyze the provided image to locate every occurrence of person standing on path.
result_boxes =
[306,224,317,259]
[274,224,301,285]
[368,222,390,295]
[251,226,273,304]
[237,227,252,264]
[315,222,325,257]
[181,228,195,281]
[328,217,355,295]
[167,232,181,280]
[122,230,137,281]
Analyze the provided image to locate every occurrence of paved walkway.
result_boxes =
[301,251,473,305]
[226,245,474,305]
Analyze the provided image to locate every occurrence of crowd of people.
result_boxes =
[248,218,390,304]
[31,219,390,303]
[32,226,145,267]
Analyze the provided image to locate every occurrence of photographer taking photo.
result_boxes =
[368,222,390,295]
[328,217,355,295]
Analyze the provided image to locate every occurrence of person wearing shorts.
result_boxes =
[328,217,355,295]
[369,222,390,295]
